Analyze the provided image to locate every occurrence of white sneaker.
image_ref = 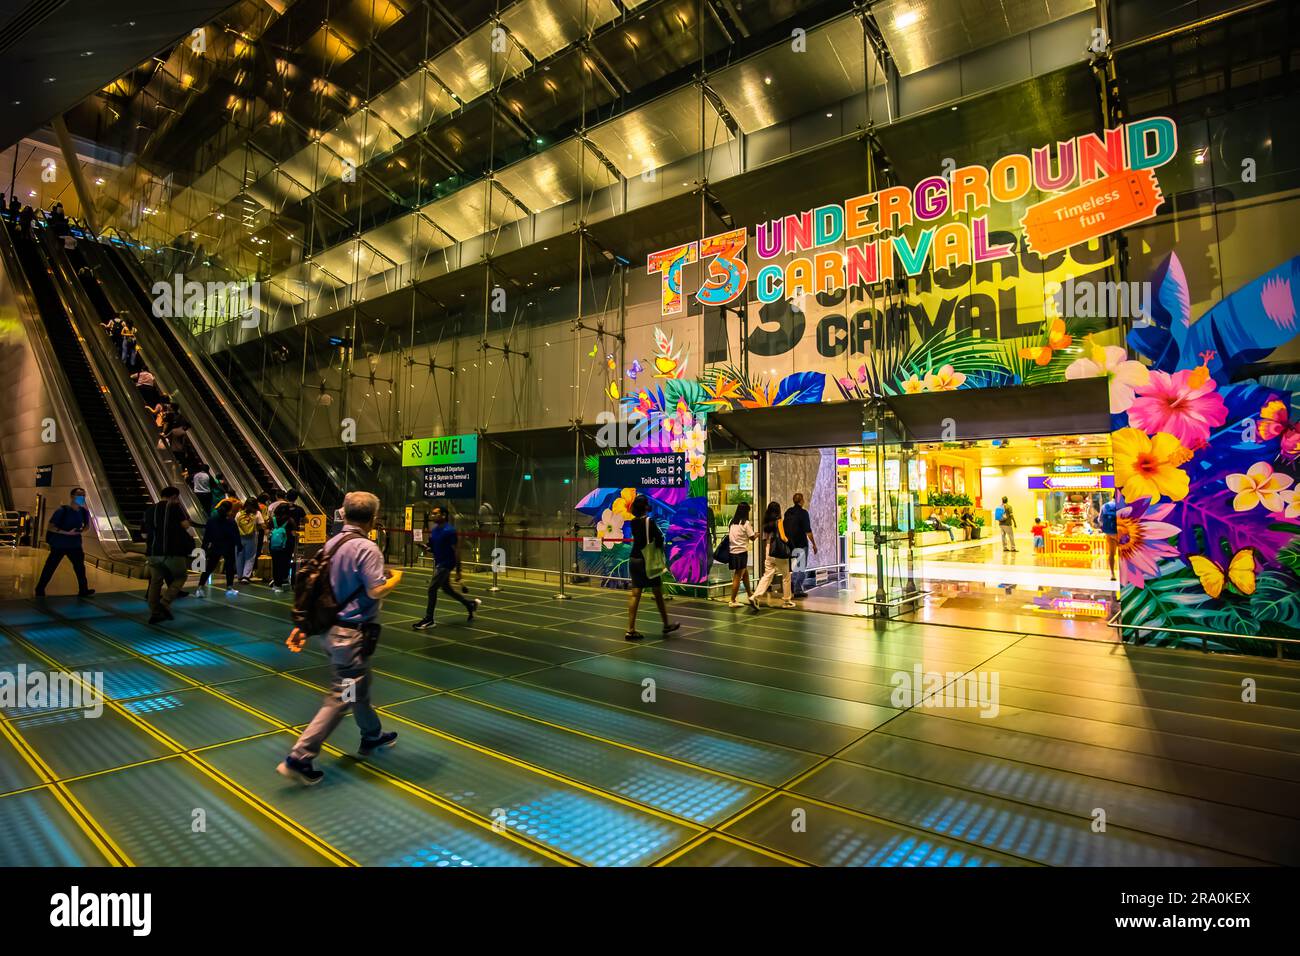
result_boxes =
[193,586,207,598]
[271,586,283,594]
[727,600,742,608]
[225,588,239,597]
[782,601,797,609]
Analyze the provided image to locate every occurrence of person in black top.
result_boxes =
[142,486,195,623]
[783,492,817,598]
[624,494,679,641]
[196,500,240,597]
[268,497,300,592]
[34,487,94,598]
[18,205,33,234]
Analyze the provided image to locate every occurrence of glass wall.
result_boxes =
[62,0,1300,645]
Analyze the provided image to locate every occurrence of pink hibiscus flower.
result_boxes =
[1115,497,1181,589]
[1127,368,1228,448]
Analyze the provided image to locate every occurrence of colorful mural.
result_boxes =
[578,250,1300,656]
[575,330,826,586]
[1100,252,1300,653]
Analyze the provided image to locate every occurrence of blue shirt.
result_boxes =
[48,505,90,551]
[328,525,388,624]
[428,523,458,569]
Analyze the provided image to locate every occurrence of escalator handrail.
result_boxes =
[74,240,263,512]
[103,237,326,514]
[31,229,171,515]
[0,222,135,552]
[45,234,208,525]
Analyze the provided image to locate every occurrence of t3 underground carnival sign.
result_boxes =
[646,117,1176,316]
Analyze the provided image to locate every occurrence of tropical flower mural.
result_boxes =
[574,252,1300,656]
[1115,251,1300,653]
[576,330,827,585]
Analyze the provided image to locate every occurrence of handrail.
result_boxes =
[0,220,136,555]
[102,235,326,512]
[78,236,261,508]
[1107,610,1295,659]
[39,230,206,525]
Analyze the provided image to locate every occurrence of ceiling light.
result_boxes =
[895,10,920,28]
[763,76,772,85]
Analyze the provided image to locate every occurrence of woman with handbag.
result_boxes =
[750,500,796,612]
[626,494,680,641]
[726,501,758,608]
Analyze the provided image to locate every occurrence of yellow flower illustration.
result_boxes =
[610,487,637,522]
[901,374,925,394]
[1227,461,1294,512]
[923,364,966,391]
[1112,428,1190,503]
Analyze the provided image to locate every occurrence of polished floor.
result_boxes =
[2,567,1298,866]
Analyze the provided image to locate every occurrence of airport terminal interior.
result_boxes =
[2,0,1300,868]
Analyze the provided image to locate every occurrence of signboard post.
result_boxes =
[301,514,327,544]
[403,433,479,500]
[597,453,688,490]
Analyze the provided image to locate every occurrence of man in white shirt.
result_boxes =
[191,465,212,516]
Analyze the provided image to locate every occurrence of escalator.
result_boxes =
[90,239,330,513]
[4,223,152,537]
[40,232,205,525]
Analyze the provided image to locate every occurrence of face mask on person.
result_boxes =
[74,496,86,506]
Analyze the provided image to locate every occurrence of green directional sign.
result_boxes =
[402,433,477,467]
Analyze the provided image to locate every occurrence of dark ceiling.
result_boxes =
[0,0,237,151]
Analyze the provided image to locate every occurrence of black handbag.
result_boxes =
[769,519,791,560]
[712,537,731,565]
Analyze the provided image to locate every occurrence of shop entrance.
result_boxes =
[794,432,1119,638]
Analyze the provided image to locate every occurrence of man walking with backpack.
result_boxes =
[996,496,1017,552]
[278,491,403,786]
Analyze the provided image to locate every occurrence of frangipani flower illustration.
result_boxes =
[1064,343,1150,414]
[1277,489,1300,519]
[923,365,965,391]
[901,374,925,394]
[1227,461,1294,512]
[596,509,625,548]
[687,450,705,481]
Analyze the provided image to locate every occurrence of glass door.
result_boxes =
[856,404,921,617]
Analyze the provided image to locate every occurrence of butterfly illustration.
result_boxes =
[606,381,620,401]
[626,359,644,381]
[1019,318,1072,366]
[587,343,599,358]
[1256,398,1300,462]
[1188,549,1257,598]
[606,353,616,372]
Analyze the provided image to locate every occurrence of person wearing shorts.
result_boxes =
[726,501,757,608]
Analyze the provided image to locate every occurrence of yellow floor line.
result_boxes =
[0,712,129,865]
[7,630,352,867]
[35,609,577,867]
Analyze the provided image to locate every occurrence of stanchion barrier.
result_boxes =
[489,529,501,591]
[553,534,570,600]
